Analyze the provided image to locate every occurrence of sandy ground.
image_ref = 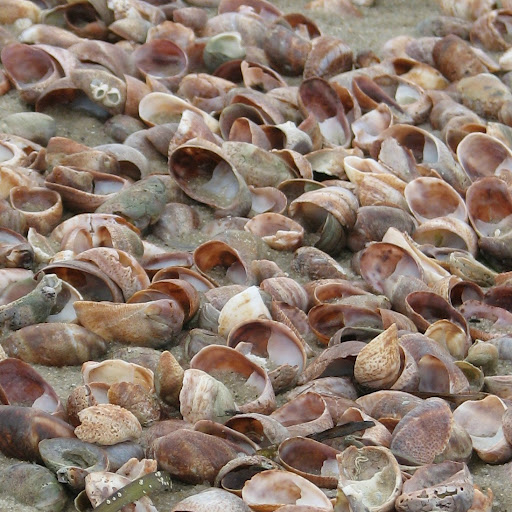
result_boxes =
[0,0,510,511]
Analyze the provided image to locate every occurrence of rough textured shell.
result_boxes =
[75,404,142,445]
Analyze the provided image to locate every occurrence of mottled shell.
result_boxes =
[75,404,142,445]
[353,324,402,389]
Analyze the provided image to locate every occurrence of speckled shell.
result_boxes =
[75,403,142,445]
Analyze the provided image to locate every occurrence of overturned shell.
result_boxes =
[75,403,142,446]
[353,324,402,389]
[2,323,106,366]
[74,299,185,348]
[152,429,239,484]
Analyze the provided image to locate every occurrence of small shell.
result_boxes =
[75,404,142,445]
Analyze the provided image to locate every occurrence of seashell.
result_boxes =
[0,273,62,333]
[154,350,184,407]
[215,455,280,496]
[297,341,365,385]
[217,285,272,337]
[75,403,142,445]
[73,247,149,301]
[2,323,106,366]
[107,381,160,427]
[194,419,259,454]
[69,67,126,116]
[75,299,185,347]
[169,138,251,217]
[457,73,512,119]
[38,437,109,490]
[395,460,474,512]
[222,141,295,187]
[263,23,312,76]
[0,405,75,462]
[308,302,383,344]
[178,72,235,114]
[358,241,424,297]
[404,177,467,223]
[218,0,282,17]
[9,186,62,236]
[306,0,362,17]
[337,445,401,512]
[348,205,417,252]
[225,412,290,447]
[179,368,237,424]
[152,429,239,484]
[0,43,60,104]
[0,462,68,512]
[390,397,473,465]
[372,124,471,194]
[298,77,351,147]
[227,318,307,391]
[278,436,340,489]
[190,344,276,414]
[0,227,34,269]
[133,39,188,91]
[83,470,164,510]
[45,166,130,213]
[260,277,309,311]
[245,213,304,251]
[470,9,512,51]
[453,395,512,464]
[424,319,469,361]
[390,56,450,90]
[432,34,488,82]
[96,174,180,231]
[270,391,333,437]
[353,324,402,390]
[436,0,494,20]
[242,469,333,511]
[289,186,358,255]
[171,488,252,512]
[382,227,450,285]
[0,357,63,418]
[139,91,220,133]
[355,73,432,125]
[204,32,246,73]
[303,35,353,80]
[351,103,393,153]
[0,112,56,146]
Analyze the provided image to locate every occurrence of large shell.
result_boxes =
[74,299,185,347]
[2,323,106,366]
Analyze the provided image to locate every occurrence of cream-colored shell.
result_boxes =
[179,368,237,424]
[217,286,272,338]
[75,403,142,445]
[354,324,401,389]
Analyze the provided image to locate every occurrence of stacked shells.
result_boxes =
[1,0,512,510]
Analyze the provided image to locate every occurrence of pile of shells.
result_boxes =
[1,0,512,510]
